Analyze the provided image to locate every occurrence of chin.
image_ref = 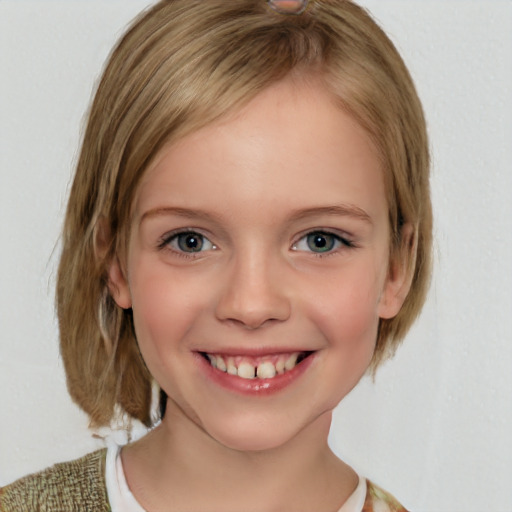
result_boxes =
[197,411,298,453]
[212,427,298,453]
[203,409,331,454]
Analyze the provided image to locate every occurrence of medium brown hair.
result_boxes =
[57,0,432,427]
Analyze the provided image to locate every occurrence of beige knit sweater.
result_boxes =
[0,450,110,512]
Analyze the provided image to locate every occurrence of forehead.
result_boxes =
[135,78,386,226]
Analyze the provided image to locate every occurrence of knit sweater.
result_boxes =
[0,449,408,511]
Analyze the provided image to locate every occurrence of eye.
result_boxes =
[165,231,216,253]
[292,231,351,254]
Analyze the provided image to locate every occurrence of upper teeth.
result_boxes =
[256,361,276,379]
[206,352,304,380]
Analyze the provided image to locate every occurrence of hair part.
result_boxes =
[57,0,432,427]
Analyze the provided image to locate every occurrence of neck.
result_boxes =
[122,400,357,512]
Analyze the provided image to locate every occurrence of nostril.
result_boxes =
[223,316,279,331]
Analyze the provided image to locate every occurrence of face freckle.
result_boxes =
[109,76,406,452]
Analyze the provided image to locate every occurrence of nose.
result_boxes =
[215,251,291,330]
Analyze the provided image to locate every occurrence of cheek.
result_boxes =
[306,266,384,352]
[129,262,212,359]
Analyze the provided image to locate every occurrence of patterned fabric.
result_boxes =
[0,449,110,512]
[0,449,408,511]
[365,481,409,512]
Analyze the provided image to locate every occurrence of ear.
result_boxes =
[107,257,132,309]
[95,217,132,310]
[378,223,416,319]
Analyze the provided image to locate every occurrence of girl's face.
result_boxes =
[110,78,409,452]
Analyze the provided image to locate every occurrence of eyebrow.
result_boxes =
[287,205,372,224]
[139,204,371,225]
[139,207,222,224]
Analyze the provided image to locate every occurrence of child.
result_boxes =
[0,0,431,510]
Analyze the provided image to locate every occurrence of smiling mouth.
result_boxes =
[200,351,312,380]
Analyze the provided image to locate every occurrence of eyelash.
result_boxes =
[292,230,355,257]
[158,230,216,259]
[158,229,355,259]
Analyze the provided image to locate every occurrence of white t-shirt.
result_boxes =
[105,444,367,512]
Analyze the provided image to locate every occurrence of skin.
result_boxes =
[108,77,412,512]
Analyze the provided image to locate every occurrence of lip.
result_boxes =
[193,350,316,396]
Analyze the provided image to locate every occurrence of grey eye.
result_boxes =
[169,232,215,253]
[293,231,347,254]
[306,232,337,252]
